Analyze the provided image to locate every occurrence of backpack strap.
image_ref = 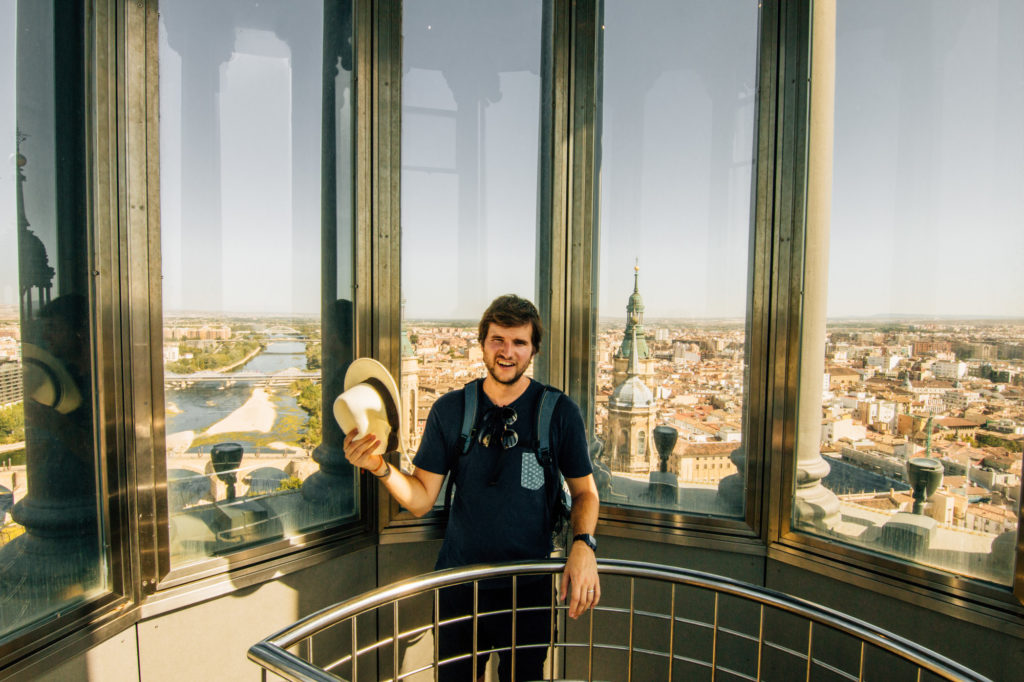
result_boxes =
[533,387,569,536]
[457,379,479,456]
[443,379,479,513]
[534,387,560,467]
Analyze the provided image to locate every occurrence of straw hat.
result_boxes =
[333,358,407,457]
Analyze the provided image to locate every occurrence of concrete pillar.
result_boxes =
[793,0,841,530]
[301,1,356,518]
[0,1,100,633]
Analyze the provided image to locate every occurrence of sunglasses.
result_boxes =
[477,406,519,449]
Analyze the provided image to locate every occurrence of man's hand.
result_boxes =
[343,430,386,475]
[560,539,600,619]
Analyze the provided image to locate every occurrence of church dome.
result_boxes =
[611,376,654,408]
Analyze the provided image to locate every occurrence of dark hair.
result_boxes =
[478,294,543,354]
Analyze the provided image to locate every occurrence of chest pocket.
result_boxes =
[521,451,544,490]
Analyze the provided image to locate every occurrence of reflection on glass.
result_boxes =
[400,0,542,471]
[159,0,356,567]
[0,1,107,638]
[593,0,759,517]
[794,1,1023,586]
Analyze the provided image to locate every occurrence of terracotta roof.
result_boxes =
[936,417,982,428]
[674,441,740,458]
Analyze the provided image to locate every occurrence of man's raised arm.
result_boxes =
[344,431,444,517]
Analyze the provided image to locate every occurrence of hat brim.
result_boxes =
[341,358,408,455]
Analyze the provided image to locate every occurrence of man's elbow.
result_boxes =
[572,488,600,506]
[408,503,432,518]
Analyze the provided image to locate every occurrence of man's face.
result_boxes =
[481,322,536,386]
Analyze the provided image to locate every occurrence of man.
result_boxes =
[344,294,600,681]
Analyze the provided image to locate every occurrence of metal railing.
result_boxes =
[248,558,988,681]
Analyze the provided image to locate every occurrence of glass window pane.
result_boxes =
[400,0,543,470]
[159,0,357,568]
[593,0,759,517]
[794,0,1023,586]
[0,0,108,636]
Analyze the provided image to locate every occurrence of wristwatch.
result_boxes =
[572,533,597,552]
[372,457,392,479]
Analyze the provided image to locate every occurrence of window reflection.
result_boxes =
[794,0,1023,586]
[593,0,759,517]
[400,0,543,471]
[159,0,356,567]
[0,0,106,638]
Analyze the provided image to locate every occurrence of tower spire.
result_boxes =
[616,260,649,361]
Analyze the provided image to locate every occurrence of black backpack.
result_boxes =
[442,379,572,542]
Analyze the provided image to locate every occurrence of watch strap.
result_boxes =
[573,533,597,551]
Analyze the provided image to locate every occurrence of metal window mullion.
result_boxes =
[564,0,601,409]
[536,0,572,390]
[368,0,404,529]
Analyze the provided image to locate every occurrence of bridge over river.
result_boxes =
[165,368,320,389]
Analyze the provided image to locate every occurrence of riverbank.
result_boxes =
[204,387,276,435]
[165,387,278,454]
[214,344,265,373]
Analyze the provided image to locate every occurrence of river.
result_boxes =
[165,340,311,452]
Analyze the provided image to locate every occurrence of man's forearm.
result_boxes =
[375,460,439,517]
[570,488,599,536]
[563,476,601,618]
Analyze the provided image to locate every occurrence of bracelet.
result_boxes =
[372,458,392,479]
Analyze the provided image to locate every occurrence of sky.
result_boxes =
[0,0,15,309]
[157,1,326,316]
[3,0,1022,321]
[827,0,1024,318]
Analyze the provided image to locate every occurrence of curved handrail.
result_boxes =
[248,558,989,682]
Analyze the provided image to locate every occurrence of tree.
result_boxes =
[276,476,303,491]
[0,404,25,444]
[292,379,323,448]
[305,342,322,371]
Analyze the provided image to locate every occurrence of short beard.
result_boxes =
[486,360,527,386]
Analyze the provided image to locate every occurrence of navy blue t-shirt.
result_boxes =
[413,378,592,570]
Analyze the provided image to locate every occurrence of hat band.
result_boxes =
[363,376,400,453]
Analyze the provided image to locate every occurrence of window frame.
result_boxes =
[381,0,562,532]
[130,0,379,592]
[0,0,135,668]
[766,0,1024,623]
[376,0,1024,622]
[3,0,1024,675]
[564,0,774,546]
